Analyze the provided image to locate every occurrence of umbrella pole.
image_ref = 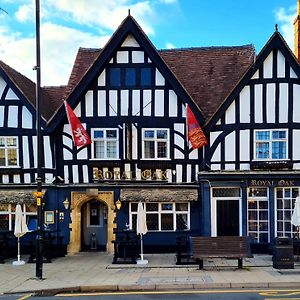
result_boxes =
[17,237,20,262]
[140,234,144,261]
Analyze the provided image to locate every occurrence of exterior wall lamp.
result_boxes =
[63,197,70,210]
[115,199,122,210]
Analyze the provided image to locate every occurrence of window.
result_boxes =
[142,129,169,159]
[255,130,287,160]
[0,203,37,231]
[108,67,153,87]
[276,187,299,238]
[129,202,189,231]
[247,187,269,243]
[0,137,18,167]
[92,129,119,159]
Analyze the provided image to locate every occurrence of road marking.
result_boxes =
[261,291,300,296]
[18,294,32,300]
[265,298,300,300]
[56,289,300,297]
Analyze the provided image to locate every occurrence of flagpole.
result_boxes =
[34,0,43,280]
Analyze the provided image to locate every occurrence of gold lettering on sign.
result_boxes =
[250,179,294,186]
[93,168,168,181]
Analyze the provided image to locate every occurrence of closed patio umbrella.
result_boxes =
[136,202,148,264]
[13,204,28,265]
[292,197,300,238]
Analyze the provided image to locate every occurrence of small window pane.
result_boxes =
[144,130,154,138]
[273,131,286,139]
[256,142,269,159]
[161,214,173,230]
[176,203,188,211]
[176,214,188,230]
[7,149,17,166]
[157,130,168,139]
[106,130,117,139]
[144,141,155,158]
[212,188,240,197]
[146,214,158,230]
[146,203,158,211]
[272,141,286,159]
[0,138,4,146]
[141,68,151,86]
[7,138,16,146]
[157,141,167,158]
[0,149,5,166]
[131,203,138,212]
[256,131,270,140]
[94,131,104,138]
[94,141,105,159]
[110,68,121,86]
[162,203,173,211]
[106,141,117,158]
[125,68,136,86]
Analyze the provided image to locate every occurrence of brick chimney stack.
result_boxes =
[294,0,300,60]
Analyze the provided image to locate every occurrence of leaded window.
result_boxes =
[92,129,119,159]
[255,130,287,160]
[129,202,189,231]
[247,187,269,243]
[0,137,18,167]
[0,203,37,231]
[276,187,299,238]
[142,129,169,159]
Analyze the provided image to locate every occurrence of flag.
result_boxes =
[64,101,92,147]
[187,105,208,149]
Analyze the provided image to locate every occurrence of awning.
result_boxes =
[120,188,198,202]
[0,189,38,204]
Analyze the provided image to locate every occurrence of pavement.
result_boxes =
[1,252,300,295]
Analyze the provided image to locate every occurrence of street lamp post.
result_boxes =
[34,0,43,280]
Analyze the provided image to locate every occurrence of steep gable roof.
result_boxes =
[206,31,300,130]
[47,15,208,130]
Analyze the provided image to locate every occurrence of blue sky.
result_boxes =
[0,0,297,85]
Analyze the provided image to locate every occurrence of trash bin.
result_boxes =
[90,233,97,251]
[272,237,294,269]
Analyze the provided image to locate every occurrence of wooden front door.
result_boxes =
[217,200,239,236]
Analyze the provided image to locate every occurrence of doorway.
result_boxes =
[217,200,239,236]
[81,200,108,251]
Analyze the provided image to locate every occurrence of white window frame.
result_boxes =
[254,129,288,161]
[247,187,269,243]
[0,136,19,167]
[91,128,119,160]
[142,128,170,160]
[0,203,37,230]
[129,202,190,232]
[275,187,299,238]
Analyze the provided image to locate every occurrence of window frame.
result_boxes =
[247,187,270,243]
[142,128,170,160]
[254,129,288,161]
[91,128,119,160]
[129,202,190,232]
[0,136,19,167]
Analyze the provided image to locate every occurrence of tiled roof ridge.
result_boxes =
[159,44,255,52]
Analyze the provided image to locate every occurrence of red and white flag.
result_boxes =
[187,105,208,149]
[64,101,92,147]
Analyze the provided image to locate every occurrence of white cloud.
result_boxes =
[274,5,297,50]
[0,23,110,86]
[15,3,33,22]
[159,0,177,4]
[166,42,175,49]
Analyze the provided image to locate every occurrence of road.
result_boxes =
[1,290,300,300]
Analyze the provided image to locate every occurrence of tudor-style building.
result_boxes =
[1,7,300,257]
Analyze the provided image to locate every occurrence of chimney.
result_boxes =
[294,0,300,60]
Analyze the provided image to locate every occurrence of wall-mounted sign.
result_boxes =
[249,179,295,187]
[93,168,168,181]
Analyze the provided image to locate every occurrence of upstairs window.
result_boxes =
[255,130,287,160]
[0,137,18,167]
[92,129,119,159]
[108,67,153,87]
[142,129,169,159]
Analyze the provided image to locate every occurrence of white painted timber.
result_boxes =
[77,147,88,160]
[5,88,18,100]
[176,164,182,183]
[143,90,152,116]
[291,67,298,79]
[254,84,263,123]
[24,174,31,184]
[0,77,6,98]
[239,130,250,161]
[0,106,4,127]
[22,136,30,168]
[277,50,285,78]
[83,165,89,183]
[64,166,69,183]
[266,83,276,123]
[109,90,118,116]
[251,70,259,79]
[85,91,93,117]
[240,86,250,123]
[8,106,18,127]
[72,165,79,183]
[116,51,128,63]
[132,125,138,160]
[293,85,300,122]
[132,51,144,63]
[225,100,235,124]
[22,106,33,129]
[98,91,106,116]
[121,90,129,116]
[293,130,300,160]
[187,164,191,183]
[225,131,235,161]
[263,51,273,78]
[169,90,177,117]
[74,102,81,117]
[155,69,165,86]
[279,83,288,123]
[98,70,105,86]
[121,35,140,47]
[155,90,164,116]
[43,136,52,168]
[211,144,221,162]
[132,90,140,116]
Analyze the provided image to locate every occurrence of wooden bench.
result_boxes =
[191,236,252,269]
